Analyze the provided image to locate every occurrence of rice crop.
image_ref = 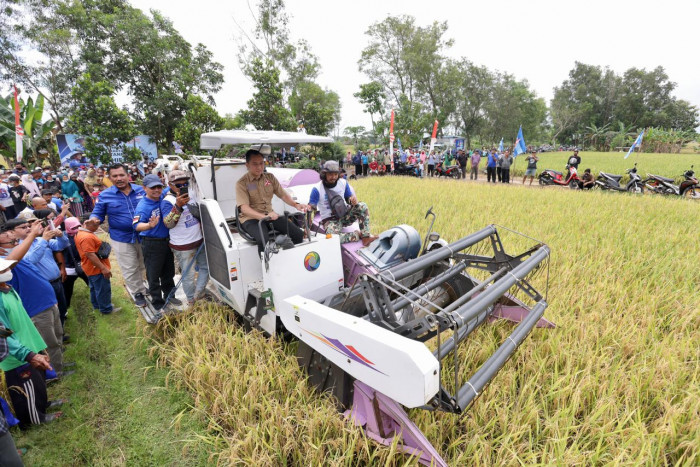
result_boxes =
[147,176,699,465]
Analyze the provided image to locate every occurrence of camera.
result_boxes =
[180,186,188,196]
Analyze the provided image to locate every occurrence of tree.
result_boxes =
[354,82,385,134]
[289,81,340,136]
[454,60,494,148]
[69,74,140,165]
[343,126,366,146]
[238,58,295,131]
[174,95,225,154]
[0,92,57,166]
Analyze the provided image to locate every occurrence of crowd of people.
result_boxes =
[0,156,207,463]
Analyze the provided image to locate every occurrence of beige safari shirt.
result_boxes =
[236,172,287,224]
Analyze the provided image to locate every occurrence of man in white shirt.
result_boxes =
[161,170,209,305]
[308,161,378,246]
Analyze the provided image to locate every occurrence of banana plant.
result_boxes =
[0,93,57,165]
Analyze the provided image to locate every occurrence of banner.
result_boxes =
[454,138,465,150]
[389,109,395,170]
[624,129,645,159]
[13,86,23,163]
[428,120,438,154]
[57,134,158,165]
[513,126,527,157]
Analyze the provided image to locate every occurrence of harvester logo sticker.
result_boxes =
[304,251,320,271]
[301,327,387,375]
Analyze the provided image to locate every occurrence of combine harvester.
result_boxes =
[184,130,554,466]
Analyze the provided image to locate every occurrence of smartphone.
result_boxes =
[180,186,188,196]
[41,219,49,228]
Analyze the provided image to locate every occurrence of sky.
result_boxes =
[129,0,700,133]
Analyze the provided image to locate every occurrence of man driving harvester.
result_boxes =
[309,161,378,246]
[236,149,310,253]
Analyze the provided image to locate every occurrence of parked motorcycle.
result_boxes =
[538,166,581,189]
[595,163,644,193]
[435,163,462,179]
[643,166,699,198]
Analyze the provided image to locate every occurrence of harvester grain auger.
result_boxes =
[279,219,554,466]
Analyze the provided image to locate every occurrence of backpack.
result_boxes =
[323,186,348,219]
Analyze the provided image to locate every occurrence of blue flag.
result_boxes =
[418,139,423,150]
[498,138,504,152]
[624,129,645,159]
[513,126,527,157]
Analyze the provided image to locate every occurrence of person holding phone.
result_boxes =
[161,170,208,306]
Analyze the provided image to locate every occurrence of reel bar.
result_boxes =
[390,261,469,312]
[382,226,496,282]
[434,305,493,360]
[449,246,549,328]
[440,267,508,315]
[455,300,546,411]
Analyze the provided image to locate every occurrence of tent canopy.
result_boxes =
[200,130,333,150]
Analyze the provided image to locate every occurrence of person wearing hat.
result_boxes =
[566,149,581,180]
[61,217,88,309]
[523,150,539,185]
[0,220,65,376]
[88,163,148,306]
[133,174,181,310]
[40,189,64,212]
[236,149,309,253]
[161,170,209,305]
[0,257,63,429]
[308,160,378,246]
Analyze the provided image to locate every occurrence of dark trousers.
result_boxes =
[3,205,17,221]
[49,279,68,326]
[501,168,510,183]
[88,274,114,313]
[4,365,48,429]
[63,272,89,309]
[428,164,435,176]
[243,218,304,254]
[496,167,502,182]
[487,167,497,182]
[141,238,175,310]
[362,164,369,176]
[0,431,23,466]
[460,165,467,179]
[354,164,362,176]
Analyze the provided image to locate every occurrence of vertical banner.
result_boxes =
[428,120,438,154]
[13,85,23,163]
[389,109,395,170]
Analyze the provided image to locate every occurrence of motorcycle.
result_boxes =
[435,163,462,179]
[643,166,699,198]
[538,165,581,189]
[595,163,644,193]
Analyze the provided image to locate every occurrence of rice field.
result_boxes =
[147,176,699,465]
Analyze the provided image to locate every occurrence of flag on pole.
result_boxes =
[389,109,395,170]
[624,129,645,159]
[513,125,526,157]
[13,85,23,162]
[428,120,438,154]
[498,138,504,152]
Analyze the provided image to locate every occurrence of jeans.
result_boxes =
[30,305,63,372]
[88,273,113,313]
[141,238,175,310]
[112,239,147,295]
[173,246,209,302]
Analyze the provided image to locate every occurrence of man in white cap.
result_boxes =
[161,170,208,305]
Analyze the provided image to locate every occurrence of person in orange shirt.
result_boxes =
[74,220,120,314]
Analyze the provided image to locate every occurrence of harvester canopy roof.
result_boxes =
[200,130,334,150]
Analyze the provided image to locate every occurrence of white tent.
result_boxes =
[200,130,333,150]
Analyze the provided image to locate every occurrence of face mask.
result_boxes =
[0,271,13,282]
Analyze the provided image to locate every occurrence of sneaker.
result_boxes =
[134,293,147,307]
[167,297,182,306]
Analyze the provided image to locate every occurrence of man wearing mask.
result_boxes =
[308,161,378,246]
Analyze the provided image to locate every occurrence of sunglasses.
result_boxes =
[174,182,189,189]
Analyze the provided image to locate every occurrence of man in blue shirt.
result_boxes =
[88,163,148,306]
[133,174,180,310]
[487,150,499,183]
[41,189,63,211]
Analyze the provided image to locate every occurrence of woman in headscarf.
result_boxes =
[70,173,91,214]
[20,174,41,198]
[62,173,83,218]
[84,168,98,188]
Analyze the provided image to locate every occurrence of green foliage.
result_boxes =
[174,95,225,154]
[289,81,340,136]
[286,157,319,169]
[316,140,345,161]
[354,82,385,134]
[69,73,139,165]
[239,57,295,131]
[0,92,57,166]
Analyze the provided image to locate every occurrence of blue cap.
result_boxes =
[143,174,164,188]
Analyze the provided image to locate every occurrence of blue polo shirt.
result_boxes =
[90,184,146,243]
[21,236,70,281]
[133,195,169,238]
[2,259,57,318]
